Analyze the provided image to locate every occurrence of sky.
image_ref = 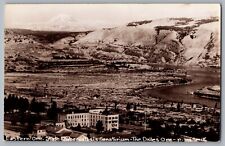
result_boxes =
[4,4,221,29]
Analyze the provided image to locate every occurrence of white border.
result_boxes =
[0,1,224,146]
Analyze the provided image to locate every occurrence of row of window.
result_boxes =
[108,116,118,120]
[67,114,88,119]
[90,115,102,119]
[56,123,65,127]
[111,124,118,127]
[90,116,118,120]
[66,114,119,121]
[70,122,89,127]
[79,119,88,122]
[90,114,119,119]
[106,120,118,124]
[89,120,118,125]
[90,118,104,121]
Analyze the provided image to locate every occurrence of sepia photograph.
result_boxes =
[4,4,221,142]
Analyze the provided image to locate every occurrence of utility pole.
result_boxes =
[44,83,48,97]
[144,106,147,131]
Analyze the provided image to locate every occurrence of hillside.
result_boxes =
[4,29,92,72]
[75,17,220,66]
[4,17,220,72]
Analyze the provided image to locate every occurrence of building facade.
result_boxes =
[65,109,119,131]
[66,113,90,127]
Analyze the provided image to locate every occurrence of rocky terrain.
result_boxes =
[4,17,220,72]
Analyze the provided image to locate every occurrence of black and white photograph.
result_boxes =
[4,4,221,142]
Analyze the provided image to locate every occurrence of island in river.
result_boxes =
[141,66,220,108]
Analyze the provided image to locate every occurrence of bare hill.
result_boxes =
[4,17,220,72]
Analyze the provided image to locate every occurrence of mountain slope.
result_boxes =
[182,22,220,66]
[74,17,220,66]
[4,17,220,72]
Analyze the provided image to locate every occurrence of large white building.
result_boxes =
[66,113,90,127]
[65,109,119,131]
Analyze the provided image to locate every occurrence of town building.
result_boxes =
[56,122,66,128]
[35,125,89,141]
[64,109,119,131]
[36,126,47,137]
[66,112,90,127]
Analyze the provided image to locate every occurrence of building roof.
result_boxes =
[56,131,72,137]
[55,130,86,138]
[56,128,72,134]
[70,132,84,138]
[46,126,63,134]
[37,126,46,130]
[45,126,73,137]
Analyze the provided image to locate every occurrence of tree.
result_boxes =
[6,94,19,113]
[167,117,175,123]
[126,103,131,111]
[19,112,25,125]
[11,115,17,125]
[102,106,109,115]
[30,97,37,113]
[206,128,220,142]
[18,97,29,113]
[171,102,174,107]
[96,120,104,134]
[30,97,46,114]
[133,104,137,111]
[47,101,58,122]
[38,102,46,113]
[4,97,9,113]
[87,132,91,139]
[76,123,81,131]
[149,120,163,138]
[27,114,37,133]
[114,101,118,110]
[177,102,181,112]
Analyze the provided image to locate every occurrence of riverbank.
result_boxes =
[141,68,220,107]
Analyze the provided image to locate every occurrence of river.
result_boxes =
[141,67,221,107]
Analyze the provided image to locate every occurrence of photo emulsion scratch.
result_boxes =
[4,4,221,142]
